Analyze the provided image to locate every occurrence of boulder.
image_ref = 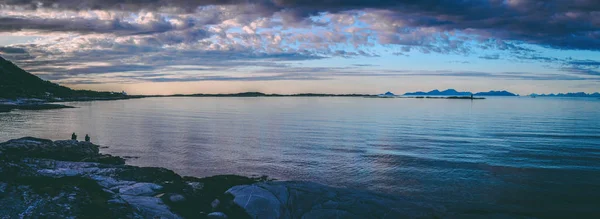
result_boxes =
[120,195,182,219]
[211,198,221,209]
[169,194,186,203]
[118,182,163,196]
[227,184,285,219]
[0,137,124,164]
[207,212,228,219]
[227,181,444,219]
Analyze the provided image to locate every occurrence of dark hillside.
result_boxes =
[0,56,125,99]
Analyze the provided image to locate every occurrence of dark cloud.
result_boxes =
[563,59,600,76]
[2,0,599,50]
[0,43,322,82]
[568,60,600,67]
[64,65,156,74]
[1,0,599,85]
[515,54,562,63]
[561,67,600,76]
[0,0,249,11]
[0,16,197,35]
[0,46,27,54]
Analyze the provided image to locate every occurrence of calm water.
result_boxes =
[1,97,599,217]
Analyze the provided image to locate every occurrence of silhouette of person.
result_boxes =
[85,134,90,142]
[71,132,77,140]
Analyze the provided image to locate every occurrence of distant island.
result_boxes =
[530,92,600,98]
[168,92,375,97]
[403,89,518,96]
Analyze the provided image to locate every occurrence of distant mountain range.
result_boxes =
[403,89,518,96]
[474,90,519,96]
[404,89,472,96]
[0,56,126,100]
[530,92,600,97]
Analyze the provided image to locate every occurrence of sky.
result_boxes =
[0,0,599,95]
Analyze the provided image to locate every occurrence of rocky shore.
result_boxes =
[0,103,75,113]
[0,99,76,112]
[0,137,449,219]
[0,97,147,113]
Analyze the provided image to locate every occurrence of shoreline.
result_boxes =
[0,94,490,113]
[0,137,445,219]
[0,96,144,113]
[0,103,75,113]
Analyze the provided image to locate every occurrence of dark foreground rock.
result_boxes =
[0,137,262,218]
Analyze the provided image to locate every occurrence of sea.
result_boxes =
[1,96,599,218]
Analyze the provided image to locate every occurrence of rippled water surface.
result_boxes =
[1,97,599,217]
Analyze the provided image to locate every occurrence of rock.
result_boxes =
[188,181,204,191]
[118,182,163,196]
[0,137,124,164]
[227,181,445,219]
[227,184,285,219]
[0,182,6,193]
[121,195,182,219]
[207,212,228,219]
[108,198,127,204]
[0,137,264,219]
[211,199,221,209]
[169,194,186,203]
[81,154,126,165]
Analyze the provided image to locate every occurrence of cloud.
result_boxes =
[568,60,600,67]
[479,54,500,60]
[0,0,599,85]
[0,12,200,35]
[0,46,27,54]
[2,0,598,50]
[63,67,593,84]
[561,67,600,76]
[353,64,378,67]
[562,59,600,76]
[0,0,252,12]
[250,67,591,81]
